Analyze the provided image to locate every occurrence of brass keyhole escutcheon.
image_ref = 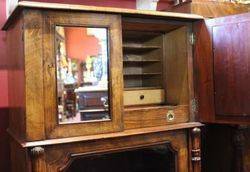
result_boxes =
[166,110,175,122]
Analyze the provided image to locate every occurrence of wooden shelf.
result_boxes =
[123,44,161,49]
[123,54,161,62]
[123,44,161,53]
[123,31,162,41]
[123,60,161,63]
[123,73,162,76]
[124,87,162,91]
[123,30,164,90]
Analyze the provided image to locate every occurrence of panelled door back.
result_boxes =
[195,12,250,124]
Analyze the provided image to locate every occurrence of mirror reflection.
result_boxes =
[55,26,110,124]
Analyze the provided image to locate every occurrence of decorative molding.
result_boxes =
[51,142,179,172]
[30,146,46,172]
[30,146,45,157]
[192,127,201,135]
[191,98,198,116]
[191,127,201,172]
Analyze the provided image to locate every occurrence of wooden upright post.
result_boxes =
[191,127,201,172]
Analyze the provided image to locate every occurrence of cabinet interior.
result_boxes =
[122,18,190,107]
[123,31,163,89]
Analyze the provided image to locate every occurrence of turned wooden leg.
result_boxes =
[191,127,201,172]
[30,147,46,172]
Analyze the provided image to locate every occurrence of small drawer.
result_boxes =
[124,105,189,129]
[124,89,165,106]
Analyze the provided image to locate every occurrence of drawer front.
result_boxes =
[124,105,189,129]
[124,89,165,106]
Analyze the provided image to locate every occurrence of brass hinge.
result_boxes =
[191,98,198,115]
[189,33,196,45]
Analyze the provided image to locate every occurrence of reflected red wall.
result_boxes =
[65,27,99,61]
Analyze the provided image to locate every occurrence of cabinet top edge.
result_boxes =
[2,0,204,30]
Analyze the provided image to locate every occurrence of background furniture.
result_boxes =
[167,0,249,18]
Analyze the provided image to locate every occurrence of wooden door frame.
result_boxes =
[42,10,124,139]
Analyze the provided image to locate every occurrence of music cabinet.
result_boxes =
[3,1,250,172]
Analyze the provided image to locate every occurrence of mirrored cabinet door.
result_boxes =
[43,12,123,138]
[55,26,110,124]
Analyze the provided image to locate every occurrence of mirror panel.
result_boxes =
[55,26,110,124]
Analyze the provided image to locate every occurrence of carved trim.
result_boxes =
[191,98,198,115]
[58,153,73,172]
[45,130,187,171]
[191,127,201,172]
[191,149,200,153]
[192,156,201,162]
[192,127,201,135]
[30,146,46,172]
[58,142,179,172]
[191,127,201,162]
[30,146,45,157]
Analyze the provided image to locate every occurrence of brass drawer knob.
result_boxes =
[166,110,175,121]
[140,95,145,100]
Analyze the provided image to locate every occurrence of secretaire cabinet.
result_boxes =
[3,1,250,172]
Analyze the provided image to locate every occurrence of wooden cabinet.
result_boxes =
[7,1,250,172]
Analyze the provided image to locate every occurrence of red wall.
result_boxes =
[19,0,172,11]
[0,1,8,108]
[21,0,136,8]
[0,0,10,171]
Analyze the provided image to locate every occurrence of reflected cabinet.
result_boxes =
[4,1,250,172]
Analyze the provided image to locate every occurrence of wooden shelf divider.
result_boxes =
[123,30,164,90]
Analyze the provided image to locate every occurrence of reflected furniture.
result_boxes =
[164,0,249,18]
[4,1,250,172]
